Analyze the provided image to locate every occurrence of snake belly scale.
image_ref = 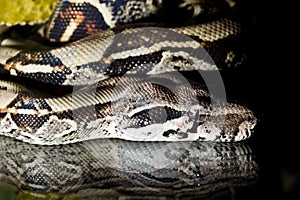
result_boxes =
[0,0,257,145]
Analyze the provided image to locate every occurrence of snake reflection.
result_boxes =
[0,137,258,199]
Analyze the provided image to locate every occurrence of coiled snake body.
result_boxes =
[0,1,258,197]
[0,0,257,145]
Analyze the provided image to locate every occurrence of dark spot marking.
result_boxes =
[198,136,206,140]
[11,114,50,131]
[6,52,70,85]
[163,129,177,137]
[104,51,163,77]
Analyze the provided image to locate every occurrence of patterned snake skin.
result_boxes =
[0,0,258,197]
[0,0,257,145]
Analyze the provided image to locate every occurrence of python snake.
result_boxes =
[0,0,257,145]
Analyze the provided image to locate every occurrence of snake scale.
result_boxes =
[0,0,257,145]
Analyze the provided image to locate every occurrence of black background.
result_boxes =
[225,0,299,199]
